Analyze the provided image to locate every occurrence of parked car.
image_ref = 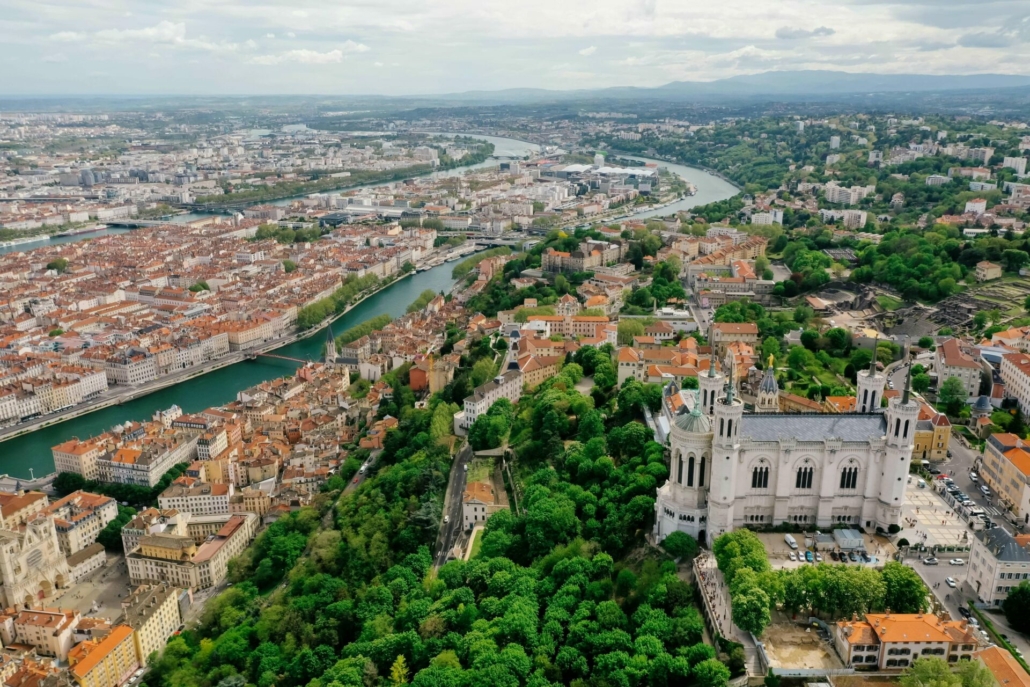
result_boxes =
[815,553,823,562]
[805,551,814,563]
[830,551,839,561]
[949,558,966,566]
[969,472,979,483]
[958,607,972,618]
[918,479,927,488]
[981,484,992,496]
[849,551,859,562]
[924,557,939,565]
[928,467,942,475]
[861,552,872,563]
[789,552,797,562]
[945,577,957,588]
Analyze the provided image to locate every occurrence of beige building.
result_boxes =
[0,491,48,526]
[980,433,1030,521]
[120,584,182,666]
[126,513,257,589]
[976,261,1003,282]
[1001,352,1030,416]
[120,508,188,555]
[69,624,139,687]
[0,607,80,661]
[710,322,760,356]
[835,613,981,669]
[935,338,983,399]
[158,480,232,516]
[51,438,105,481]
[67,542,107,583]
[516,354,562,390]
[45,491,118,557]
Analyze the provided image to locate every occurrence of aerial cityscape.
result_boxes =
[4,3,1030,687]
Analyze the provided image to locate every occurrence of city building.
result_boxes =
[44,491,117,557]
[968,527,1030,606]
[462,481,507,528]
[68,624,139,687]
[975,646,1030,687]
[455,370,522,432]
[976,261,1003,282]
[710,323,760,356]
[120,508,188,555]
[834,613,981,669]
[1000,353,1030,416]
[0,607,80,661]
[935,338,984,399]
[157,480,232,516]
[119,584,182,666]
[655,359,914,545]
[979,433,1030,522]
[125,513,257,590]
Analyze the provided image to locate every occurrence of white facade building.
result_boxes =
[654,360,914,545]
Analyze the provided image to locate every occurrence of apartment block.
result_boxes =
[457,370,522,431]
[968,527,1030,606]
[45,491,118,557]
[979,433,1030,521]
[69,624,139,687]
[935,338,983,399]
[120,583,182,666]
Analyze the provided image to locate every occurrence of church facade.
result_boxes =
[654,357,915,546]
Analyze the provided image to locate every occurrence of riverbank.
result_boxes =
[0,269,420,446]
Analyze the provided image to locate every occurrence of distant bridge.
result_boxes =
[104,219,174,228]
[249,353,311,364]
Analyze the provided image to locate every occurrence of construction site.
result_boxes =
[759,612,846,672]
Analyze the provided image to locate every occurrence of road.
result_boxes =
[434,442,472,568]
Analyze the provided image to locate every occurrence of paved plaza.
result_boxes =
[901,480,973,550]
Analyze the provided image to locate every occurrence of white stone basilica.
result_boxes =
[654,354,916,546]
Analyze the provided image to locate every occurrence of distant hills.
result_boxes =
[428,70,1030,104]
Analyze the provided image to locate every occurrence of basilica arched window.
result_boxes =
[687,455,695,487]
[699,456,706,488]
[840,462,859,490]
[676,454,683,484]
[795,463,814,489]
[752,463,769,489]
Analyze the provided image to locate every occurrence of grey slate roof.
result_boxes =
[975,527,1030,562]
[739,413,887,442]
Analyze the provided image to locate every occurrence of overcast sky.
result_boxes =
[1,0,1028,95]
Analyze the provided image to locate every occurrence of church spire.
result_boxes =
[725,359,736,405]
[870,334,879,376]
[902,362,913,405]
[707,324,717,378]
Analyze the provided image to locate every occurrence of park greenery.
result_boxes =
[296,274,380,330]
[54,463,189,509]
[335,314,394,347]
[451,246,513,279]
[714,530,929,637]
[252,223,323,244]
[142,334,743,687]
[406,289,440,313]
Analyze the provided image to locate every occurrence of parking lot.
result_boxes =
[755,531,895,570]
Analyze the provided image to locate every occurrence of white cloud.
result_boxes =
[50,31,85,42]
[578,45,597,56]
[776,26,836,39]
[252,49,345,65]
[42,53,67,63]
[286,32,296,38]
[374,61,384,67]
[266,33,275,39]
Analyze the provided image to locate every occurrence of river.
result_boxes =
[0,134,739,478]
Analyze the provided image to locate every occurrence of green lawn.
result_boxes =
[876,295,904,312]
[469,528,485,559]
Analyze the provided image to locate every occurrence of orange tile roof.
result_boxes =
[1004,447,1030,477]
[70,624,134,678]
[976,646,1030,687]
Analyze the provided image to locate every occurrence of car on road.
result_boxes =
[353,477,360,484]
[969,472,978,483]
[805,551,814,563]
[981,484,992,496]
[443,515,450,524]
[924,557,939,565]
[949,558,965,565]
[958,607,972,618]
[359,466,365,474]
[945,577,957,588]
[789,552,796,561]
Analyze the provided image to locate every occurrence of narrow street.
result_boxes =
[434,442,471,568]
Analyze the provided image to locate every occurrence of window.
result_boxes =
[677,456,683,484]
[699,457,706,488]
[687,456,695,487]
[796,466,814,489]
[752,465,769,489]
[840,466,858,490]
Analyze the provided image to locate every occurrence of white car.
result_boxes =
[815,553,823,562]
[969,472,979,483]
[789,552,797,561]
[981,485,992,496]
[949,558,966,566]
[443,515,450,524]
[945,577,957,588]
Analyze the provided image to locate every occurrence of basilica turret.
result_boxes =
[756,355,780,413]
[856,344,886,413]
